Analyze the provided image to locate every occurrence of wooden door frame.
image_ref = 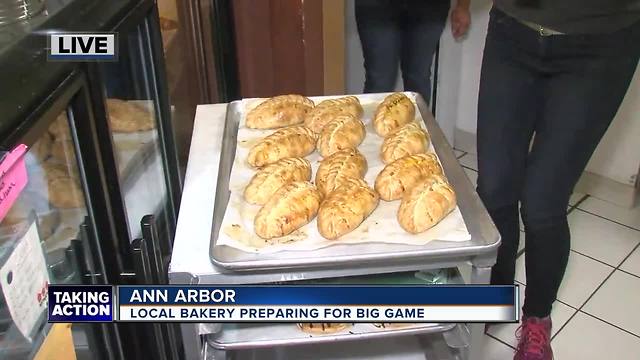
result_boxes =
[232,0,345,97]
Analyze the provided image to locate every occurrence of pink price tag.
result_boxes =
[0,144,29,223]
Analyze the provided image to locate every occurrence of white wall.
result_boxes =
[586,65,640,187]
[436,0,492,149]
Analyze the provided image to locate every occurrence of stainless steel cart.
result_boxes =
[169,95,500,360]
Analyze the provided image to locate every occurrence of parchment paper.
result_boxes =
[216,93,471,253]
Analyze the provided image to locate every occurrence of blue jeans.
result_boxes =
[355,0,450,104]
[477,8,640,317]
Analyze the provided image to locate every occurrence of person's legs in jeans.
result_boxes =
[355,0,401,93]
[476,9,540,287]
[520,23,640,317]
[400,0,450,103]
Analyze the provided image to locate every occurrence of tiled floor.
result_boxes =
[456,152,640,360]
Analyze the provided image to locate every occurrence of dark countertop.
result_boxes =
[0,0,137,140]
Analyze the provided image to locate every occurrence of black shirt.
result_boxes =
[494,0,640,33]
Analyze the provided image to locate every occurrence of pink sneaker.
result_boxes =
[514,316,553,360]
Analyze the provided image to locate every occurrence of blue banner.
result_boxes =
[118,285,516,306]
[48,285,114,322]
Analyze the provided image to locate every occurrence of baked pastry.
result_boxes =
[297,323,352,334]
[38,210,61,239]
[317,178,379,239]
[381,123,429,164]
[50,140,75,163]
[107,98,155,132]
[48,177,84,209]
[254,181,321,239]
[372,323,413,329]
[246,95,314,129]
[304,96,363,133]
[49,113,71,141]
[243,157,312,205]
[247,125,317,167]
[43,162,79,181]
[316,96,362,113]
[373,93,415,137]
[398,174,456,234]
[317,114,366,157]
[374,153,443,201]
[31,132,53,162]
[315,148,367,197]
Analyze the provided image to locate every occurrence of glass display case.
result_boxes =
[0,74,124,359]
[0,0,182,358]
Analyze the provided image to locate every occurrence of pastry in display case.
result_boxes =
[0,111,88,254]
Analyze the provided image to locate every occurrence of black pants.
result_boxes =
[355,0,450,104]
[477,8,640,317]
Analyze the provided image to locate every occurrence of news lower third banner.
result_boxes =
[49,285,519,323]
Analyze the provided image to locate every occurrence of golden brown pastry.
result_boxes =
[317,178,379,239]
[43,162,79,181]
[315,148,367,197]
[48,177,84,209]
[38,210,61,239]
[372,323,414,329]
[317,114,366,157]
[374,153,443,201]
[50,140,75,163]
[107,98,155,132]
[246,95,314,129]
[49,113,72,141]
[31,132,53,162]
[398,174,456,234]
[373,93,415,137]
[247,125,317,167]
[243,157,312,205]
[304,96,363,133]
[297,323,352,334]
[254,181,321,239]
[381,122,430,164]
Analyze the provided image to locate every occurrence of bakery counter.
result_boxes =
[170,97,499,360]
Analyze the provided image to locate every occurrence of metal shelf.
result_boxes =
[206,323,457,351]
[205,335,430,360]
[203,329,471,360]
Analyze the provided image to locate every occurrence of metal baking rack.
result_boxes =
[169,93,500,360]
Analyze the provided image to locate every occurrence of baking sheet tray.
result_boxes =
[210,92,500,271]
[218,95,470,253]
[206,322,457,351]
[205,334,430,360]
